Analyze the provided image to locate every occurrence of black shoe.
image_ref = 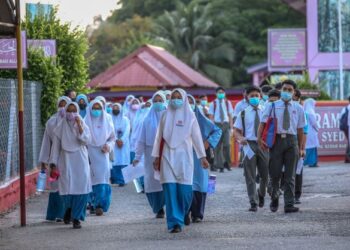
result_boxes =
[284,206,299,213]
[249,204,258,212]
[118,184,125,187]
[219,168,224,173]
[63,208,71,224]
[170,225,182,233]
[270,198,279,212]
[156,208,165,219]
[55,218,63,223]
[95,207,104,216]
[224,163,232,171]
[90,207,96,215]
[192,217,202,223]
[184,213,191,226]
[258,191,265,208]
[295,198,301,204]
[73,219,82,229]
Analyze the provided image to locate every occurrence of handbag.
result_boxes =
[262,103,277,148]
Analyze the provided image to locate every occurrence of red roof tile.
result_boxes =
[87,45,218,89]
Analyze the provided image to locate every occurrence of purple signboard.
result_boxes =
[268,28,306,71]
[315,104,347,156]
[27,39,56,57]
[0,31,28,69]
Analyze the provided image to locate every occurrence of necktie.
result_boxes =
[283,102,290,131]
[254,108,260,136]
[219,99,225,123]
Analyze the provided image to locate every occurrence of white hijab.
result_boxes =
[163,88,195,148]
[111,103,126,135]
[84,99,114,147]
[123,95,135,114]
[303,98,316,116]
[53,102,85,152]
[128,98,141,126]
[142,91,166,146]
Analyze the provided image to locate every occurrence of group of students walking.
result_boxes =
[38,79,319,233]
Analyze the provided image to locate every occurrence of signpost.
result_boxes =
[268,28,306,72]
[0,31,27,68]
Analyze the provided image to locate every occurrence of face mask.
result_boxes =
[262,95,268,101]
[78,103,87,110]
[66,112,78,121]
[153,102,165,111]
[171,99,183,109]
[112,110,120,116]
[249,97,260,107]
[190,104,196,111]
[131,104,140,110]
[58,107,65,118]
[200,100,208,106]
[166,99,170,105]
[91,109,102,117]
[106,107,112,114]
[281,91,292,101]
[217,93,225,99]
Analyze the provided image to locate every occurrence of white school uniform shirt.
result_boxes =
[233,105,263,141]
[152,88,206,185]
[208,99,234,123]
[262,99,306,135]
[232,99,249,119]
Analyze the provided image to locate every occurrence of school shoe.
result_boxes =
[192,217,202,223]
[219,168,224,173]
[156,208,165,219]
[249,203,258,212]
[90,207,96,215]
[63,208,71,224]
[270,198,279,212]
[224,163,232,171]
[258,190,265,208]
[170,225,182,233]
[284,206,299,213]
[73,219,82,229]
[55,218,63,223]
[118,184,125,187]
[184,213,191,226]
[95,207,104,216]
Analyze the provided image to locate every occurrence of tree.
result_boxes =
[154,0,236,86]
[87,15,161,78]
[0,49,63,125]
[23,6,90,93]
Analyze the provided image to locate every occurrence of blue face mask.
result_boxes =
[262,95,268,101]
[171,99,183,109]
[153,102,165,112]
[91,109,102,117]
[106,107,112,114]
[190,104,196,111]
[281,91,292,101]
[249,97,260,107]
[200,100,208,106]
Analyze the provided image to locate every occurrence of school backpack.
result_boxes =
[340,107,349,132]
[262,103,277,148]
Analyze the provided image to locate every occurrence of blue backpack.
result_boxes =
[340,107,349,132]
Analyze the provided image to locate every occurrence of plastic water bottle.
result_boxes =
[36,170,47,192]
[207,175,216,195]
[133,179,143,193]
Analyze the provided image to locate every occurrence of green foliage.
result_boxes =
[0,49,63,125]
[295,71,332,100]
[23,7,89,93]
[87,15,163,78]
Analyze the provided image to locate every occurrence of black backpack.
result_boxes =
[340,107,349,132]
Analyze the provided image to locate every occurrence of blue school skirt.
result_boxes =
[146,191,165,214]
[62,194,88,221]
[46,191,65,221]
[91,184,112,212]
[304,148,318,167]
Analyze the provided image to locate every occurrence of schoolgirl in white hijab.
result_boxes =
[111,103,131,186]
[84,100,116,216]
[152,88,209,233]
[303,98,319,167]
[39,96,70,222]
[133,91,167,218]
[49,101,92,229]
[123,94,135,116]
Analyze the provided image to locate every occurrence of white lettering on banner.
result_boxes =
[315,105,347,156]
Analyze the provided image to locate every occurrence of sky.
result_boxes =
[22,0,119,28]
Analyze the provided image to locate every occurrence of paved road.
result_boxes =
[1,162,350,250]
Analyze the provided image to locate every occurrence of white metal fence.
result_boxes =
[0,79,43,185]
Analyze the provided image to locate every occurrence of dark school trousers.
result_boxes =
[269,134,299,207]
[214,122,231,170]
